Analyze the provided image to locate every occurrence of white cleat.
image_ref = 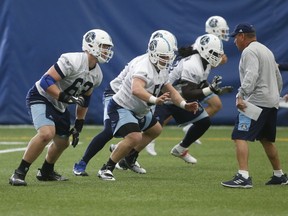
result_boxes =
[117,159,147,174]
[170,145,197,164]
[97,169,115,181]
[145,142,157,156]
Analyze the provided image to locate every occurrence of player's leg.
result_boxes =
[36,107,71,182]
[203,94,222,117]
[170,103,210,164]
[73,119,113,176]
[145,115,172,156]
[9,104,56,186]
[74,95,113,176]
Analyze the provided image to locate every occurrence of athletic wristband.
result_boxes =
[180,101,187,109]
[202,87,212,96]
[148,95,157,104]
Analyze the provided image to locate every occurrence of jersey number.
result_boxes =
[64,78,93,96]
[147,84,162,106]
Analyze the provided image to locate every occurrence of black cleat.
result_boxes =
[36,169,68,181]
[9,169,27,186]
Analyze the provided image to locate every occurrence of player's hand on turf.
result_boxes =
[69,119,84,148]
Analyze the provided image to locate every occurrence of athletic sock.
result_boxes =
[17,159,31,174]
[41,160,54,174]
[273,170,284,177]
[125,149,139,164]
[238,170,249,179]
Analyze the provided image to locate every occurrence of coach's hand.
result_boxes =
[69,119,84,148]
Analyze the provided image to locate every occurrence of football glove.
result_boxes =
[209,75,222,94]
[58,92,85,106]
[69,119,84,148]
[218,86,234,95]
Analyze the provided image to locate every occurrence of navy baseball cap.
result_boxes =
[230,23,255,37]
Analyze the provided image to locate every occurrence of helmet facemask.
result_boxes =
[206,48,223,67]
[195,34,224,67]
[95,44,114,63]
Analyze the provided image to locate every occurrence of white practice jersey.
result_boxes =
[110,69,128,93]
[36,52,103,112]
[169,54,211,93]
[113,53,169,117]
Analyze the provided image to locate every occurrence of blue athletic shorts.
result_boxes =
[103,95,112,123]
[28,103,70,137]
[154,102,208,126]
[108,99,157,138]
[231,107,277,142]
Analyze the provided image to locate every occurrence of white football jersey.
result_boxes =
[36,52,103,112]
[110,69,128,93]
[113,53,169,117]
[169,54,211,92]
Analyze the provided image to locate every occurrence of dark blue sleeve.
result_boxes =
[278,63,288,71]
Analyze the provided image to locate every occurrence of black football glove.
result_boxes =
[69,119,84,148]
[218,86,234,95]
[58,92,85,106]
[209,75,222,94]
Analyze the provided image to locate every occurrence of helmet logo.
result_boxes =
[200,36,210,45]
[152,32,163,39]
[209,18,218,28]
[85,32,96,43]
[149,40,157,51]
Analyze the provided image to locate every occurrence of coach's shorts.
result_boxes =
[231,107,277,142]
[28,103,70,137]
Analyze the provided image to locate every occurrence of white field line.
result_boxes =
[0,141,26,154]
[0,141,82,154]
[0,142,27,145]
[0,147,27,154]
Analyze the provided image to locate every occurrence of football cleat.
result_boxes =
[73,160,89,176]
[117,159,146,174]
[36,169,68,181]
[109,144,117,152]
[97,169,115,181]
[145,142,157,156]
[9,169,27,186]
[170,144,197,164]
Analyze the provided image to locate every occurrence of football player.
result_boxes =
[9,29,114,186]
[97,35,198,181]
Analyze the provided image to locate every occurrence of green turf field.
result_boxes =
[0,125,288,216]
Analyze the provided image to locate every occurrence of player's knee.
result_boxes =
[37,129,55,143]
